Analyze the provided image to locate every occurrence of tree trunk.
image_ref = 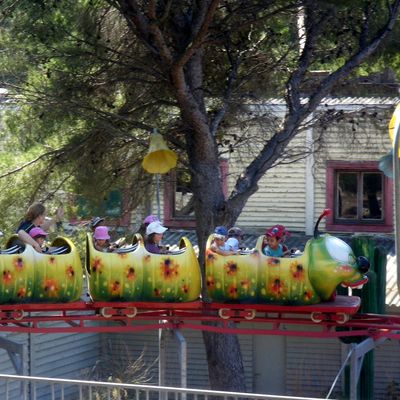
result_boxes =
[202,325,247,391]
[186,130,247,392]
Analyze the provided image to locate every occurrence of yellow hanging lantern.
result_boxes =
[142,129,178,174]
[389,103,400,155]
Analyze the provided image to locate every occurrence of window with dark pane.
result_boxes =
[335,171,383,222]
[362,172,382,220]
[336,172,358,219]
[174,169,194,218]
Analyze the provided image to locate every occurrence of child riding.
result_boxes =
[262,224,290,257]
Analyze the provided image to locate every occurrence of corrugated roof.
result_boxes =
[253,97,400,107]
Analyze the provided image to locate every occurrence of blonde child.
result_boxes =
[210,226,238,256]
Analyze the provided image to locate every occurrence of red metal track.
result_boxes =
[0,295,399,338]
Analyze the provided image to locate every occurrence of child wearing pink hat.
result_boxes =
[29,227,50,252]
[93,226,115,253]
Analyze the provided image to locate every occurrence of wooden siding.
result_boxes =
[285,336,343,398]
[375,340,400,399]
[230,131,308,233]
[31,332,100,377]
[0,330,100,400]
[0,332,28,399]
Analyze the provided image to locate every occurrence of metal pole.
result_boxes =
[156,174,161,220]
[348,337,387,400]
[159,328,167,400]
[174,330,187,397]
[394,115,400,295]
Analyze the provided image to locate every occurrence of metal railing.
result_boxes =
[0,373,331,400]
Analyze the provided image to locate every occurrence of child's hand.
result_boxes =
[33,242,43,253]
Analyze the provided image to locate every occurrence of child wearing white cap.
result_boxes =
[144,221,168,254]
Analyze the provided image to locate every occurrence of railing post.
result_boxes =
[159,328,167,400]
[393,105,400,296]
[174,330,187,400]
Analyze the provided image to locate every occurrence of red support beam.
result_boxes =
[0,296,398,339]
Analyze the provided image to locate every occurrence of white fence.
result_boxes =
[0,373,330,400]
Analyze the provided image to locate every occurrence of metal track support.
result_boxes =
[159,328,187,397]
[349,337,387,400]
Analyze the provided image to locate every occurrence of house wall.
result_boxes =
[229,127,309,233]
[101,329,254,390]
[228,101,396,235]
[0,330,101,400]
[312,106,393,232]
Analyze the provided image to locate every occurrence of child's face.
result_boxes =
[35,236,45,246]
[36,214,45,226]
[95,239,107,247]
[266,235,280,250]
[153,233,163,243]
[215,237,226,246]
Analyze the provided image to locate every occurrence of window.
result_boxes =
[164,160,228,229]
[326,161,393,232]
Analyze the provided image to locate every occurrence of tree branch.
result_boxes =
[174,0,220,69]
[0,149,63,179]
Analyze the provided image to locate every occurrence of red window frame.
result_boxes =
[164,159,229,229]
[326,161,393,233]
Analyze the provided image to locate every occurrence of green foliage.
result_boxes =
[0,0,159,226]
[0,0,399,230]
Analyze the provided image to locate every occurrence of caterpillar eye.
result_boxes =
[325,236,353,264]
[357,256,370,273]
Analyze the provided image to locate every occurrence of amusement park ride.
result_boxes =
[0,210,381,336]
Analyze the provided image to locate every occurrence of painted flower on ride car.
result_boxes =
[228,283,239,299]
[206,276,215,288]
[225,261,238,276]
[66,266,75,279]
[290,261,305,281]
[270,278,284,296]
[110,281,121,296]
[240,279,251,291]
[2,270,13,285]
[91,257,103,274]
[160,258,179,280]
[43,279,59,297]
[13,257,24,271]
[126,267,136,280]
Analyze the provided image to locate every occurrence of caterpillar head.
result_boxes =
[307,210,369,301]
